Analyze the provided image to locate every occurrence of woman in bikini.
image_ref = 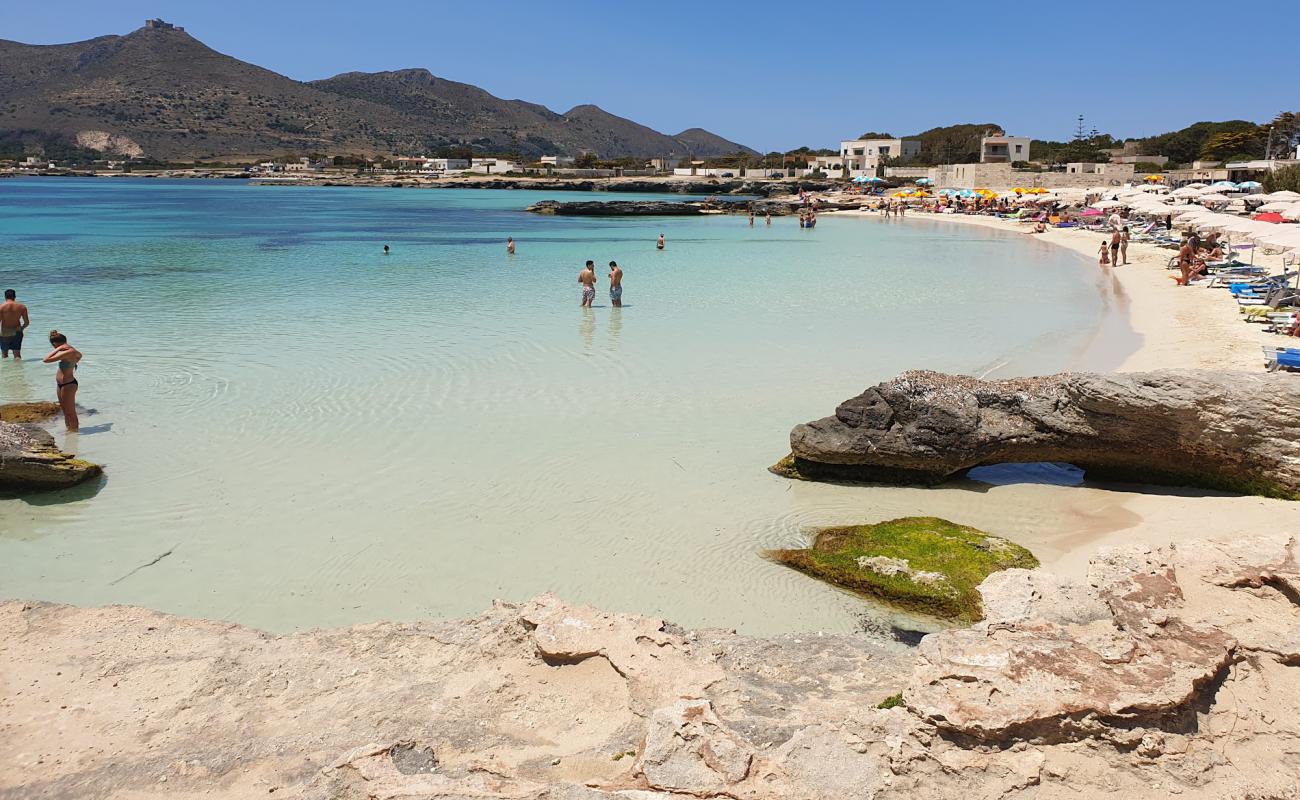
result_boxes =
[43,329,81,432]
[1098,238,1111,267]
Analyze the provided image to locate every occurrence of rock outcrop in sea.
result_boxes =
[5,533,1300,798]
[773,369,1300,498]
[0,419,101,491]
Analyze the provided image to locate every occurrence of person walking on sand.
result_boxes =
[1119,226,1130,265]
[608,261,624,307]
[578,260,597,308]
[656,233,665,250]
[43,330,81,432]
[506,236,516,255]
[1098,238,1111,267]
[0,289,30,360]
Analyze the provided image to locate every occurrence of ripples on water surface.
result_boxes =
[0,179,1136,634]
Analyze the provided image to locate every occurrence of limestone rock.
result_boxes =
[0,420,101,491]
[776,369,1300,498]
[634,700,757,794]
[0,401,61,423]
[6,532,1300,799]
[526,200,706,216]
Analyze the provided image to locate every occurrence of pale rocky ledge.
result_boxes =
[773,369,1300,499]
[3,533,1299,798]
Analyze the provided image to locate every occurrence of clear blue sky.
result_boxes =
[8,0,1291,152]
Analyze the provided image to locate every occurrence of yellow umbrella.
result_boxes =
[1012,187,1026,194]
[1145,174,1164,182]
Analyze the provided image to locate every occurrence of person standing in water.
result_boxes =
[748,209,755,226]
[383,245,390,255]
[578,260,597,308]
[765,212,771,226]
[507,236,516,255]
[608,261,624,308]
[43,330,81,431]
[0,289,30,360]
[656,233,665,250]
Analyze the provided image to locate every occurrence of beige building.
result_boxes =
[979,132,1031,163]
[839,138,921,172]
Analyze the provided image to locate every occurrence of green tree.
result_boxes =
[1263,164,1300,193]
[574,152,599,168]
[1199,128,1265,160]
[857,131,893,139]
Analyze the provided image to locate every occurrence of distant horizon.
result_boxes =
[5,0,1291,152]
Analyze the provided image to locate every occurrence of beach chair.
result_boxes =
[1264,346,1300,371]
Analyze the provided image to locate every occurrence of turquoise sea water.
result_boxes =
[0,178,1136,634]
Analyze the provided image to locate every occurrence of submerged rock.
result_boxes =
[0,420,101,491]
[767,517,1038,620]
[773,369,1300,499]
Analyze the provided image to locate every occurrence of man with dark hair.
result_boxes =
[608,261,624,307]
[578,261,597,308]
[0,289,29,360]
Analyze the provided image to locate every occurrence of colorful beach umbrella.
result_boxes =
[1238,181,1262,190]
[1254,212,1286,224]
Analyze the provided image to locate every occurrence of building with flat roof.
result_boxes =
[979,132,1031,163]
[839,138,921,173]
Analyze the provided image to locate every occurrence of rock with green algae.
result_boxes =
[0,401,61,424]
[0,420,101,491]
[767,517,1038,621]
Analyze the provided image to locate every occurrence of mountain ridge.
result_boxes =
[0,23,756,162]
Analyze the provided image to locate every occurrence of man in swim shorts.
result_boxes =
[578,260,597,307]
[0,289,29,360]
[608,261,623,307]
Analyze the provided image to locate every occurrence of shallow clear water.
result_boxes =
[0,178,1136,634]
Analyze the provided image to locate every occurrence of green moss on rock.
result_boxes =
[877,693,905,710]
[766,517,1038,621]
[0,402,61,424]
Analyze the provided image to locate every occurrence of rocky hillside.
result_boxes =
[0,22,755,162]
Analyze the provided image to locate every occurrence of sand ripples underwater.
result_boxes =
[0,180,1136,635]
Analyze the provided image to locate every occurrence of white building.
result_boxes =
[839,138,921,172]
[284,157,329,172]
[539,155,575,166]
[979,132,1031,163]
[470,158,517,174]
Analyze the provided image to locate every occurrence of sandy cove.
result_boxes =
[5,194,1300,799]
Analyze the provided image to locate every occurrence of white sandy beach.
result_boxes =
[822,204,1300,579]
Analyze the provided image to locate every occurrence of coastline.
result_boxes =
[840,207,1293,372]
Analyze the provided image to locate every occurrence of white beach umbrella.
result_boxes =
[1170,187,1200,198]
[1257,201,1297,212]
[1198,193,1231,206]
[1267,190,1300,202]
[1136,184,1169,193]
[1091,199,1125,209]
[1283,203,1300,221]
[1185,182,1208,189]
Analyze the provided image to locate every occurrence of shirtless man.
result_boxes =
[0,289,30,360]
[578,260,597,307]
[506,236,516,255]
[608,261,623,307]
[656,233,665,250]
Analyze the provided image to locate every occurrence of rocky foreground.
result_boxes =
[0,418,101,492]
[4,534,1299,799]
[776,369,1300,498]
